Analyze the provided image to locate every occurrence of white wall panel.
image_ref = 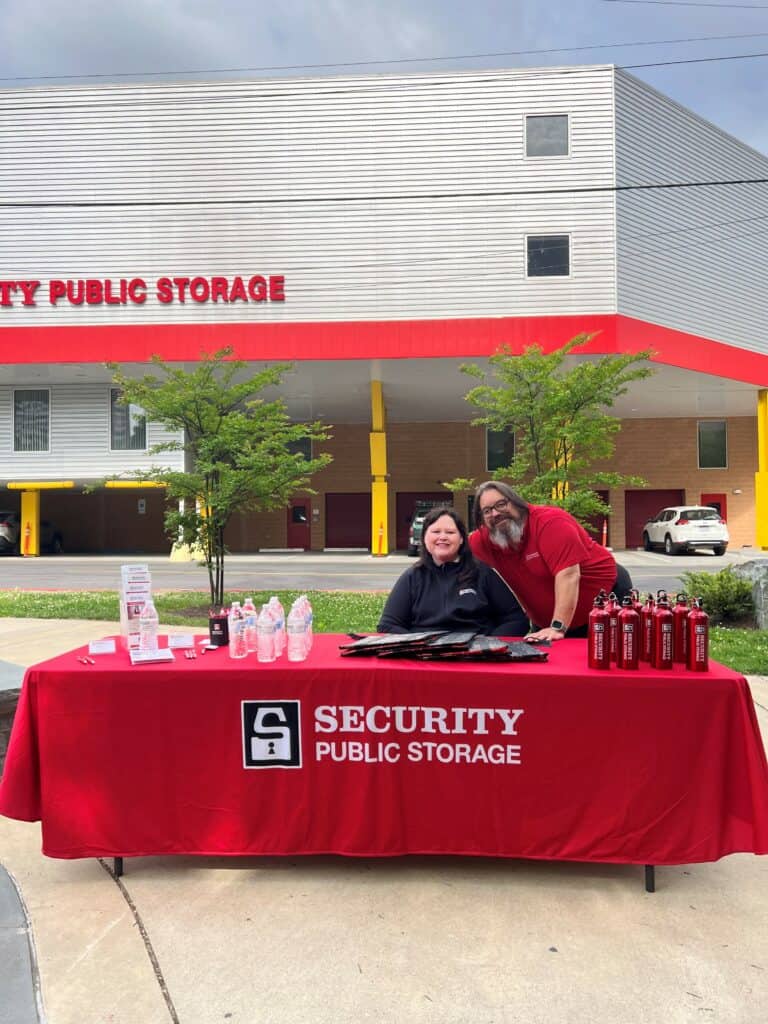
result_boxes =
[615,70,768,357]
[0,67,617,326]
[0,386,183,478]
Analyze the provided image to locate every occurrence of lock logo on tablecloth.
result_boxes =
[242,700,302,769]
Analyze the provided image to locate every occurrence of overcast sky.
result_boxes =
[1,0,768,152]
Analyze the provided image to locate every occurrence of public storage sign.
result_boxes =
[242,700,525,770]
[0,274,286,307]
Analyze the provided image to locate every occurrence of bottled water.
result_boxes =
[298,594,313,652]
[139,598,160,653]
[243,597,258,654]
[287,601,308,662]
[268,597,285,657]
[257,604,277,663]
[228,601,247,660]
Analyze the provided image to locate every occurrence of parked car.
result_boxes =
[642,506,729,556]
[0,511,20,553]
[0,511,63,554]
[407,500,447,556]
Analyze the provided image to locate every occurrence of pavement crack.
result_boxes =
[98,858,180,1024]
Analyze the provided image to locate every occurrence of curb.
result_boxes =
[0,864,45,1023]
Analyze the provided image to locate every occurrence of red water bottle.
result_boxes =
[630,588,643,614]
[687,598,709,672]
[672,593,689,664]
[652,595,674,670]
[605,592,620,663]
[617,596,640,670]
[587,596,611,670]
[640,594,655,662]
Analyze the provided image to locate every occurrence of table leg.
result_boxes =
[644,865,655,893]
[113,857,124,878]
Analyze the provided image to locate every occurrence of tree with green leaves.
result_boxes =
[108,348,332,606]
[445,333,654,527]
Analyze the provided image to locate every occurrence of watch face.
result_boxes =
[550,620,565,632]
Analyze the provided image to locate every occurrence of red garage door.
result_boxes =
[625,489,685,548]
[325,493,371,549]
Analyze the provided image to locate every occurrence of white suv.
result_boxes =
[642,506,729,556]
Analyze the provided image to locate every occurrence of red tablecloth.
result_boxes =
[1,635,767,866]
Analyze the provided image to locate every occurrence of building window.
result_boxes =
[698,420,727,469]
[526,235,570,277]
[525,114,569,157]
[110,388,147,451]
[486,429,515,472]
[288,437,312,461]
[14,389,49,452]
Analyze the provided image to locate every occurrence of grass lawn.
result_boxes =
[0,589,766,675]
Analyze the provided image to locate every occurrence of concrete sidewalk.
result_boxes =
[1,619,767,1024]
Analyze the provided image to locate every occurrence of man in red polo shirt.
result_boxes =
[469,481,631,641]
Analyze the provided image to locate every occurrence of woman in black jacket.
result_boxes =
[378,507,528,636]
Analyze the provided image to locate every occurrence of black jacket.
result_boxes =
[377,558,529,636]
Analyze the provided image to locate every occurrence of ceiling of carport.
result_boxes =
[0,358,759,422]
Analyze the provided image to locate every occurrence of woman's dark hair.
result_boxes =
[473,481,530,530]
[416,506,478,587]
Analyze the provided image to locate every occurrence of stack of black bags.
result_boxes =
[339,631,548,662]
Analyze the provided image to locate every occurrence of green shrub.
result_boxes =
[678,567,754,626]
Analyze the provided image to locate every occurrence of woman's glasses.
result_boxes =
[480,498,511,520]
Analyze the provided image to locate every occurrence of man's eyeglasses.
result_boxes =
[480,498,511,520]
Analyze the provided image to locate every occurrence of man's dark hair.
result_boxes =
[416,506,477,587]
[473,481,530,530]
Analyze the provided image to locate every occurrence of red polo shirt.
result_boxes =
[469,504,617,629]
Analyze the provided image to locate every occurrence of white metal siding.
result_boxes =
[0,385,183,479]
[615,70,768,356]
[0,67,617,326]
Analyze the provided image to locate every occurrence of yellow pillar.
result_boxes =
[756,389,768,549]
[370,381,389,556]
[170,497,206,561]
[19,490,40,557]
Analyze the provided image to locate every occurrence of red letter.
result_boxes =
[228,276,247,302]
[156,278,173,303]
[190,277,210,302]
[0,281,18,306]
[128,278,147,304]
[66,280,84,305]
[17,280,41,306]
[210,277,229,302]
[172,277,190,302]
[49,280,66,304]
[247,275,267,302]
[269,275,285,301]
[103,280,122,305]
[85,280,104,304]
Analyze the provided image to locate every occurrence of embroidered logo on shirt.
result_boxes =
[458,588,478,596]
[525,552,541,561]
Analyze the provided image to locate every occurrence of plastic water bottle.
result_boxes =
[268,597,285,657]
[243,597,258,654]
[257,604,277,663]
[228,601,247,660]
[299,595,313,652]
[287,601,308,662]
[139,598,160,653]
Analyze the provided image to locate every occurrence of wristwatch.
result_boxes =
[550,619,566,633]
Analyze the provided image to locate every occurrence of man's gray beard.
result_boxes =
[489,517,524,548]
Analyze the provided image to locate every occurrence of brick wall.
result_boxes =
[220,414,758,551]
[599,417,757,548]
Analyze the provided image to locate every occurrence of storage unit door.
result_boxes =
[325,493,372,549]
[625,489,685,548]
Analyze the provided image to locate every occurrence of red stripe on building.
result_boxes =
[3,314,768,385]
